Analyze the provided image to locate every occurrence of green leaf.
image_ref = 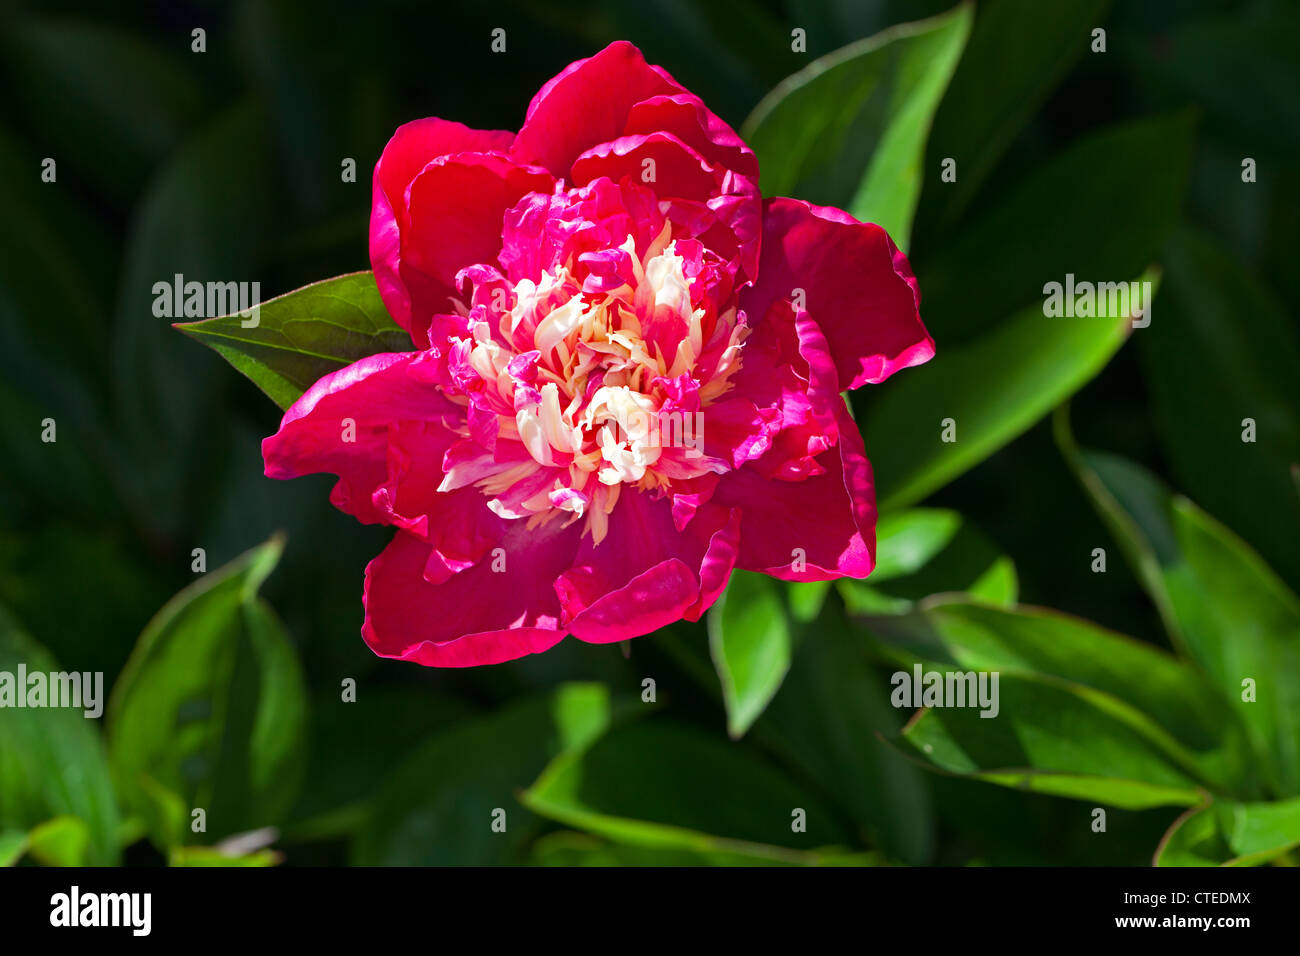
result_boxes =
[870,600,1247,791]
[26,815,90,867]
[840,508,1017,614]
[1137,229,1300,589]
[1157,796,1300,867]
[916,0,1114,236]
[742,3,973,249]
[0,830,26,867]
[178,271,411,411]
[901,672,1205,809]
[863,270,1156,510]
[522,719,855,859]
[917,113,1192,344]
[169,846,281,867]
[0,607,119,865]
[284,687,475,838]
[352,683,614,866]
[1055,426,1300,798]
[107,535,309,848]
[755,604,935,863]
[709,571,791,739]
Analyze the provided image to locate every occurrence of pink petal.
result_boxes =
[398,154,554,347]
[557,494,740,643]
[511,41,686,178]
[262,352,461,525]
[362,524,582,667]
[370,119,515,341]
[714,402,876,581]
[741,198,935,392]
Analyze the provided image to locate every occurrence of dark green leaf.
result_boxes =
[917,113,1192,344]
[1138,229,1300,589]
[916,0,1114,236]
[523,718,854,856]
[178,271,411,411]
[352,683,613,866]
[743,3,972,249]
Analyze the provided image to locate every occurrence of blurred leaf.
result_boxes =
[863,270,1155,510]
[709,571,791,739]
[1157,796,1300,867]
[916,0,1113,237]
[918,113,1192,344]
[0,830,26,867]
[1138,229,1300,589]
[26,815,90,867]
[523,719,854,857]
[786,580,831,623]
[756,603,935,863]
[840,508,1017,614]
[111,102,273,540]
[169,846,281,867]
[744,3,972,249]
[0,607,119,865]
[352,683,613,866]
[901,672,1205,809]
[285,686,475,838]
[870,600,1247,791]
[0,19,203,203]
[178,271,410,411]
[1055,428,1300,798]
[107,535,309,848]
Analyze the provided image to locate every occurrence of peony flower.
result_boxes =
[263,41,934,666]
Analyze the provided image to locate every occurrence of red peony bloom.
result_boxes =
[263,41,933,666]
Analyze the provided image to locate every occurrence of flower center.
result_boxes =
[438,210,747,544]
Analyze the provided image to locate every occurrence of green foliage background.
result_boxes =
[1,0,1297,866]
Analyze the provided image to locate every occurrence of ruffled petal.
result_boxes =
[510,41,687,178]
[557,494,740,643]
[714,402,876,581]
[362,523,581,667]
[741,197,934,391]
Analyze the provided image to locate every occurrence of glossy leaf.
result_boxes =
[743,3,973,249]
[709,571,791,739]
[523,719,854,856]
[0,607,119,865]
[901,672,1205,809]
[863,270,1155,510]
[870,599,1247,791]
[1055,430,1300,798]
[840,508,1017,614]
[1156,796,1300,867]
[178,271,411,411]
[107,536,309,848]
